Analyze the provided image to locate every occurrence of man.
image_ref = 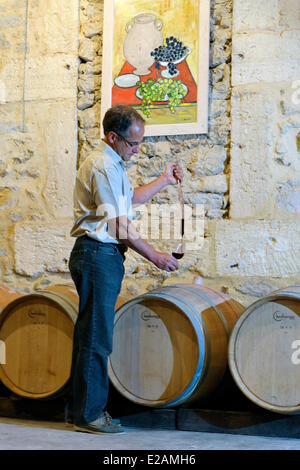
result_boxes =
[67,104,183,434]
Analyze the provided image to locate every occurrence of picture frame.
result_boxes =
[100,0,210,137]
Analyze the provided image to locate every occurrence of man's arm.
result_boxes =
[107,215,178,272]
[132,162,183,206]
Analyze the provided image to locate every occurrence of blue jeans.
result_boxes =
[66,235,126,425]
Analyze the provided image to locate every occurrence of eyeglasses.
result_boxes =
[114,131,141,148]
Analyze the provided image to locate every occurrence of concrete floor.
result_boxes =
[0,417,299,450]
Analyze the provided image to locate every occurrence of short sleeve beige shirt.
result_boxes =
[70,140,134,244]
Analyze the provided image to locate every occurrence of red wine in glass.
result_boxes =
[172,252,184,259]
[172,240,184,259]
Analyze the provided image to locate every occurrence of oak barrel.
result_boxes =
[0,284,79,399]
[0,285,127,399]
[0,284,128,399]
[228,286,300,415]
[108,284,245,407]
[0,285,25,378]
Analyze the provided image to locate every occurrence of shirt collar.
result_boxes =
[100,139,125,168]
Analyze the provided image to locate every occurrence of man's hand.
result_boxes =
[109,216,179,272]
[152,251,179,272]
[132,162,184,206]
[163,162,184,185]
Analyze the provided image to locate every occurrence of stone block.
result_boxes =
[197,174,228,194]
[236,280,281,298]
[25,55,78,101]
[0,102,23,135]
[154,141,172,159]
[0,58,23,103]
[23,99,77,218]
[14,221,74,277]
[210,29,232,67]
[42,103,76,217]
[280,87,300,118]
[210,63,231,100]
[0,187,16,209]
[189,234,216,277]
[215,220,300,277]
[230,86,278,218]
[275,180,300,214]
[0,12,24,30]
[84,2,103,20]
[78,102,101,129]
[82,20,102,38]
[0,224,14,277]
[232,0,279,32]
[184,191,223,210]
[78,92,94,110]
[0,131,39,168]
[78,72,101,93]
[0,22,25,58]
[232,30,300,85]
[279,0,300,29]
[208,113,231,145]
[79,58,102,75]
[78,37,96,62]
[209,99,228,120]
[0,32,11,51]
[189,145,227,176]
[274,116,300,172]
[230,85,300,219]
[26,0,79,56]
[84,126,101,146]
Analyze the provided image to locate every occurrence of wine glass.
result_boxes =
[172,239,185,259]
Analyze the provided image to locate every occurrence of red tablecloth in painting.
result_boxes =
[112,60,197,106]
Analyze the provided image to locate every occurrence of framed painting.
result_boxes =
[100,0,210,136]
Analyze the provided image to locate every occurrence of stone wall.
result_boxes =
[0,0,79,292]
[226,0,300,302]
[78,0,235,298]
[78,0,300,305]
[0,0,299,306]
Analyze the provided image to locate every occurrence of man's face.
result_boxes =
[110,120,145,162]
